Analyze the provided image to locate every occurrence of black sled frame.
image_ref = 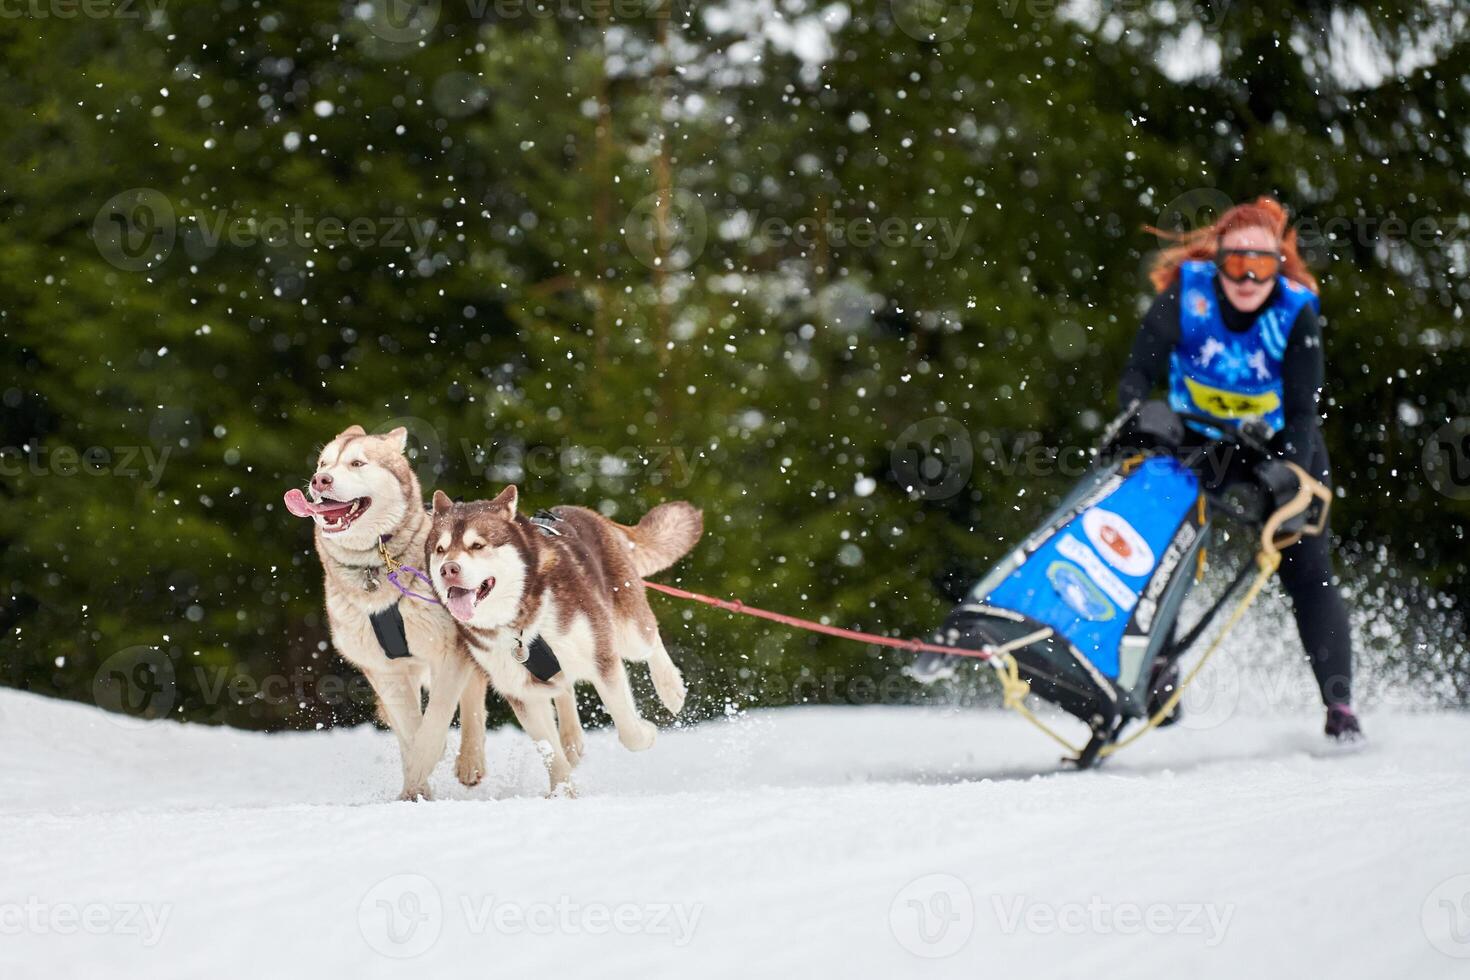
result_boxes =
[925,402,1334,769]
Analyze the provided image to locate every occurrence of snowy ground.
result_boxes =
[3,686,1469,979]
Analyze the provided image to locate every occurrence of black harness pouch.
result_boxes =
[369,602,414,660]
[522,635,563,681]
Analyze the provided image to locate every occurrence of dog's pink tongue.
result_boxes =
[283,488,323,518]
[446,590,477,622]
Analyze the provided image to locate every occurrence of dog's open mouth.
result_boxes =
[282,488,372,533]
[445,577,494,622]
[315,496,371,533]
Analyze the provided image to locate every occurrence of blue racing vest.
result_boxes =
[1166,260,1319,436]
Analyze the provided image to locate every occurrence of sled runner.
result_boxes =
[911,401,1333,767]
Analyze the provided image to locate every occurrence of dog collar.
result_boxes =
[321,535,415,594]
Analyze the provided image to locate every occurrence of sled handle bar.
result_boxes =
[1099,403,1272,456]
[1170,410,1277,453]
[1260,461,1333,555]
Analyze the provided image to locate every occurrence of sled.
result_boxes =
[912,401,1333,768]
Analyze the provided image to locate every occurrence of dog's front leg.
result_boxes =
[508,696,575,796]
[399,656,474,801]
[455,670,489,787]
[365,668,424,759]
[589,657,657,752]
[554,688,585,768]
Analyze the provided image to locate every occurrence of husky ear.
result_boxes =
[432,490,454,515]
[491,485,518,519]
[338,424,366,439]
[385,426,408,452]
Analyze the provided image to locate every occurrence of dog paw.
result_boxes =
[561,732,585,768]
[455,754,485,787]
[548,778,578,799]
[618,719,657,752]
[662,681,687,717]
[399,785,433,802]
[653,668,688,716]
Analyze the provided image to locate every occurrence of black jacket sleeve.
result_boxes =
[1117,284,1181,409]
[1275,305,1325,468]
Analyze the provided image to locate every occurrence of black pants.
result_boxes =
[1272,431,1354,707]
[1175,427,1355,707]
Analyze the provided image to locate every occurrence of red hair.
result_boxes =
[1146,195,1318,294]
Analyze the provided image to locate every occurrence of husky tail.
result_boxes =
[621,502,703,577]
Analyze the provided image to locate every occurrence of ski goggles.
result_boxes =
[1215,248,1283,283]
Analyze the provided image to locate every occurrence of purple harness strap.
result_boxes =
[387,564,442,605]
[374,532,441,605]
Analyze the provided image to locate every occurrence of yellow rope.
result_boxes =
[994,547,1282,764]
[1097,548,1280,758]
[1194,494,1208,582]
[996,653,1087,756]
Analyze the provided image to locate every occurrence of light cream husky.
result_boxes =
[284,425,487,800]
[423,486,701,795]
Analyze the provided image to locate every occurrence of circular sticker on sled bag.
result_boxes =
[1046,560,1115,622]
[1082,507,1155,577]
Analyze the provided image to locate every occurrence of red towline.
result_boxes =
[640,579,995,661]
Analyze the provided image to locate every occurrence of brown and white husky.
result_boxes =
[424,486,701,795]
[283,425,488,800]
